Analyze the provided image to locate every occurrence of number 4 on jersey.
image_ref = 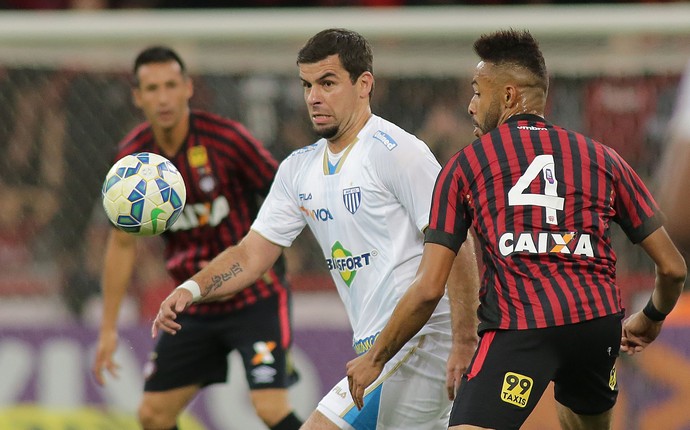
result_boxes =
[508,154,564,225]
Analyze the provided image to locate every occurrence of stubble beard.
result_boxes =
[314,124,339,140]
[479,98,502,136]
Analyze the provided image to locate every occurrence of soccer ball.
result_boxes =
[102,152,186,236]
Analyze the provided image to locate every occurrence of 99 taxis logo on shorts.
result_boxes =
[500,372,533,407]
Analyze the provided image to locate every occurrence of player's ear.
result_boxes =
[358,71,374,99]
[132,88,143,108]
[504,85,518,109]
[185,76,194,99]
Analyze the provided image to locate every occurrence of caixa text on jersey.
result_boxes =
[498,231,594,258]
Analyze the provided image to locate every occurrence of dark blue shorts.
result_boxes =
[449,313,622,429]
[143,293,298,392]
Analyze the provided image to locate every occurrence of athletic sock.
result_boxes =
[270,411,302,430]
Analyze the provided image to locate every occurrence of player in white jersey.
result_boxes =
[255,114,453,348]
[153,28,479,430]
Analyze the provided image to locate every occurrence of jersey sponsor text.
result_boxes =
[169,195,230,231]
[498,231,594,257]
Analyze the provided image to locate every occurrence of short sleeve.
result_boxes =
[424,152,471,253]
[608,147,663,243]
[251,158,306,247]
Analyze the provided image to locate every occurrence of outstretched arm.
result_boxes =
[446,232,480,400]
[152,230,283,337]
[92,228,137,386]
[621,227,686,355]
[346,242,459,410]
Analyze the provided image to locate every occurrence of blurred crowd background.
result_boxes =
[0,39,680,323]
[1,68,678,318]
[0,0,686,10]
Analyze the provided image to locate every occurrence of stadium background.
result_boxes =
[0,4,689,429]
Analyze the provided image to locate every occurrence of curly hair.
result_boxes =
[473,29,547,91]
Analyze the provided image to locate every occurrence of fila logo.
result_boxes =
[331,386,348,399]
[498,232,594,257]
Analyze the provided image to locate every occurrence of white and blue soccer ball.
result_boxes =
[102,152,186,236]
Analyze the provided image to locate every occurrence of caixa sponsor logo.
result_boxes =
[169,195,229,231]
[498,231,594,257]
[300,206,333,221]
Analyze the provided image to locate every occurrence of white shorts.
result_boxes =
[317,331,452,430]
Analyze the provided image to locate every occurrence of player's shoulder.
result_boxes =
[273,140,322,173]
[285,140,324,161]
[118,121,153,156]
[359,116,440,171]
[363,115,430,157]
[191,110,247,135]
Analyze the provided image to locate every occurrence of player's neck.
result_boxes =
[327,109,372,153]
[153,112,190,157]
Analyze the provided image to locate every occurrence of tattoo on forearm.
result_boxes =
[202,262,243,296]
[381,345,394,362]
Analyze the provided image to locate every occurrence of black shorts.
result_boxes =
[449,314,622,429]
[143,293,298,392]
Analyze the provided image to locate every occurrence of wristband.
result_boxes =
[177,280,202,303]
[642,297,668,322]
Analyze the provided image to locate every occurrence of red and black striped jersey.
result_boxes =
[116,110,288,315]
[426,114,663,333]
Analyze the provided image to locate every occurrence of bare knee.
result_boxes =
[138,401,177,430]
[138,386,199,430]
[250,388,294,427]
[556,402,613,430]
[301,410,341,430]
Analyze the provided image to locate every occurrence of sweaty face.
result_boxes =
[468,61,504,138]
[133,61,192,132]
[299,55,362,143]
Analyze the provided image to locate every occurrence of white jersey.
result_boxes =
[252,115,451,351]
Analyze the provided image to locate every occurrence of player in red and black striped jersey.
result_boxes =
[118,110,285,315]
[92,46,302,430]
[345,30,687,430]
[429,115,663,332]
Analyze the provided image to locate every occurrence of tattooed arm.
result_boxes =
[194,230,283,301]
[152,230,283,337]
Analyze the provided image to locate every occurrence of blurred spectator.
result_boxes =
[0,0,103,8]
[657,59,690,254]
[416,98,474,164]
[0,70,67,259]
[0,0,155,8]
[45,72,137,318]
